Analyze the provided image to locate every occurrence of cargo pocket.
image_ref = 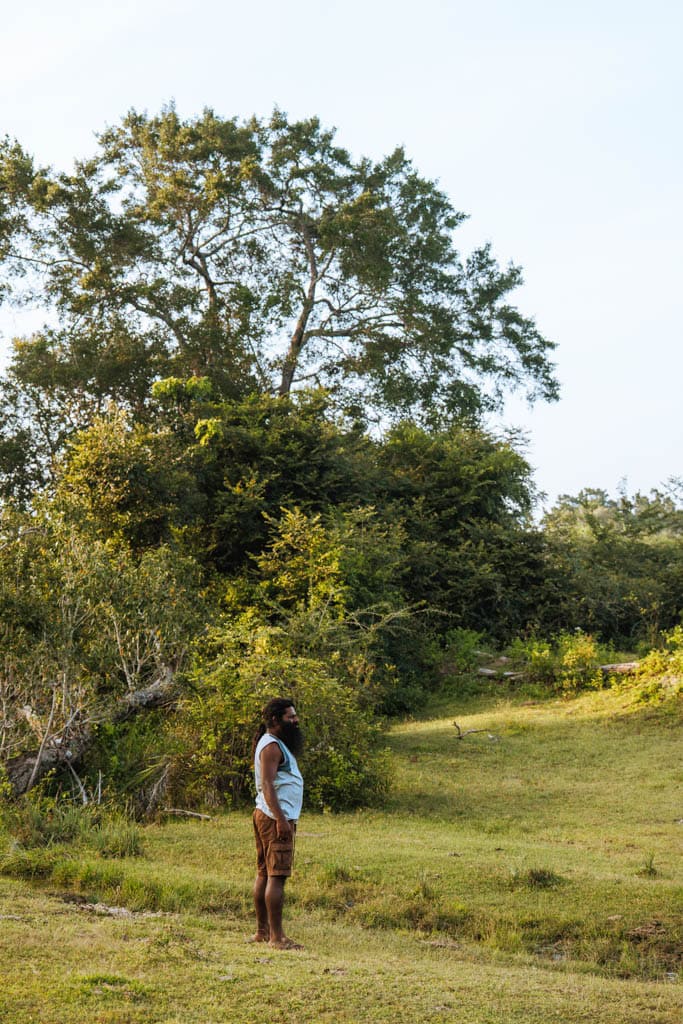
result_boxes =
[268,840,293,876]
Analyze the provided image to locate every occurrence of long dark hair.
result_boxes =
[251,697,295,757]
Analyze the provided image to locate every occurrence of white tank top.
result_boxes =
[254,733,304,821]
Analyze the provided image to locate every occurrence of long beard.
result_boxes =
[280,721,304,757]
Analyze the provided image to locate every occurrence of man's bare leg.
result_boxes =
[249,874,270,942]
[266,876,303,949]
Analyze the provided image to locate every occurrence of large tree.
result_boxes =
[0,108,557,477]
[539,483,683,643]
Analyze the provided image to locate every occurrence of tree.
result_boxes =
[375,422,545,640]
[0,137,37,300]
[0,107,557,495]
[540,485,683,643]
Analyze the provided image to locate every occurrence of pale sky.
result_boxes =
[2,0,681,508]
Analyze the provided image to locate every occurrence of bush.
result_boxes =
[508,631,608,690]
[637,625,683,678]
[625,626,683,705]
[556,631,605,690]
[167,618,391,811]
[442,628,486,673]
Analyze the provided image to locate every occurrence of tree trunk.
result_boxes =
[278,223,317,396]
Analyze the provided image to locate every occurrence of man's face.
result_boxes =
[281,706,299,727]
[276,705,303,756]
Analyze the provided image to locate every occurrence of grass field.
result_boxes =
[0,681,681,1023]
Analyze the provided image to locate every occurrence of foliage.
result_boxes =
[637,625,683,676]
[540,484,683,644]
[507,631,609,690]
[169,617,390,811]
[247,506,411,704]
[375,422,546,642]
[0,106,556,467]
[55,407,205,549]
[627,626,683,705]
[0,508,206,791]
[0,791,143,857]
[179,389,379,573]
[441,628,487,673]
[86,712,175,812]
[0,791,87,848]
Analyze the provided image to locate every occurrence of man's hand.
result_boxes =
[276,817,293,841]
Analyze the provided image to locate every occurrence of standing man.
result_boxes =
[251,697,304,950]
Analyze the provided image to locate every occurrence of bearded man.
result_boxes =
[250,697,304,950]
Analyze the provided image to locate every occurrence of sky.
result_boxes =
[2,0,681,509]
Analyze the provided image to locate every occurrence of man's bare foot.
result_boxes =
[246,930,270,943]
[268,936,304,950]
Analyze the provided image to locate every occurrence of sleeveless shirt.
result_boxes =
[254,733,304,821]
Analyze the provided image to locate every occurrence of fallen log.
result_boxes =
[5,728,92,797]
[599,661,640,675]
[4,671,178,797]
[477,667,523,679]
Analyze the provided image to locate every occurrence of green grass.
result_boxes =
[0,681,681,1022]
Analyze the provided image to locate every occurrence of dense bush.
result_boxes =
[168,618,390,811]
[539,487,683,645]
[507,631,612,691]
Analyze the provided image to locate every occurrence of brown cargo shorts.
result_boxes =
[253,808,297,878]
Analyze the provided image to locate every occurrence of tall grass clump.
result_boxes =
[0,790,144,859]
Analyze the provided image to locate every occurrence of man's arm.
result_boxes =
[260,742,292,840]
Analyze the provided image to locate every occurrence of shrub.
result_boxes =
[167,618,391,811]
[556,631,604,690]
[637,626,683,678]
[508,631,608,690]
[442,628,486,673]
[507,636,557,683]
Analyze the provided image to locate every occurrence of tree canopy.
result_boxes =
[0,108,557,477]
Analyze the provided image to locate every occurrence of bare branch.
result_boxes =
[26,687,58,791]
[453,721,500,742]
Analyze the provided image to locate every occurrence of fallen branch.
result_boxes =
[161,808,213,821]
[477,668,523,679]
[453,721,500,742]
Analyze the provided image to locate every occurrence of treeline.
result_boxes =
[0,109,680,812]
[1,387,680,810]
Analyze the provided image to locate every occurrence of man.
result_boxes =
[250,697,304,950]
